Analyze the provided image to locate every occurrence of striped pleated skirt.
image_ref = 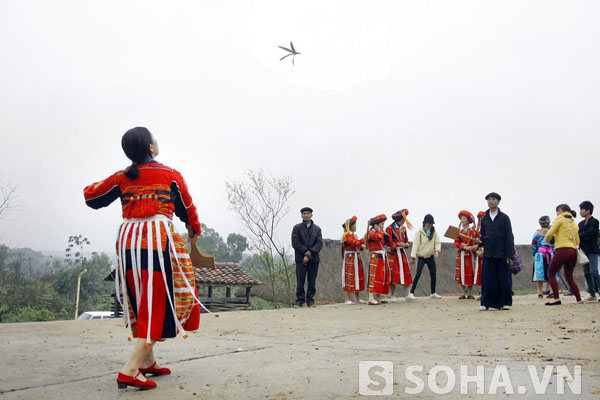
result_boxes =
[115,215,202,345]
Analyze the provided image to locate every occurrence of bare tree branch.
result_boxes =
[0,178,19,220]
[226,169,295,306]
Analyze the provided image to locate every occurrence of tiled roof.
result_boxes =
[194,262,262,286]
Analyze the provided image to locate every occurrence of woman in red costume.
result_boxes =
[454,210,477,299]
[386,209,414,302]
[366,214,390,305]
[84,127,205,390]
[341,216,366,304]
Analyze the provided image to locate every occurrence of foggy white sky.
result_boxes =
[1,0,599,256]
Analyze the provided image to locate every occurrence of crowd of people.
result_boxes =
[533,201,600,305]
[291,196,600,310]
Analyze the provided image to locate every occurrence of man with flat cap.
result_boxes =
[476,192,515,311]
[291,207,323,307]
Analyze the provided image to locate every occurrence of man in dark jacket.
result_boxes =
[579,201,600,301]
[291,207,323,307]
[477,192,515,311]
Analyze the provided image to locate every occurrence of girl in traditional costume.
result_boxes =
[341,216,366,304]
[366,214,391,305]
[84,127,206,390]
[386,209,414,302]
[532,215,553,298]
[454,211,477,299]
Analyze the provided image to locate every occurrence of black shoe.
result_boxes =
[537,294,543,298]
[542,290,550,295]
[293,302,304,308]
[307,302,316,308]
[546,294,554,298]
[545,300,562,306]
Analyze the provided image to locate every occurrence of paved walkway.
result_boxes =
[1,295,599,399]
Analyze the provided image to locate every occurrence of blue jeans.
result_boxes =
[583,253,600,296]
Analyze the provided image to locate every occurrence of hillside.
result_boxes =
[0,246,63,276]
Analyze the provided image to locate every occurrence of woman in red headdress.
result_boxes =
[386,209,414,301]
[454,210,477,299]
[341,216,366,304]
[366,214,390,305]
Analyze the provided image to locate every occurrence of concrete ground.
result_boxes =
[0,295,599,399]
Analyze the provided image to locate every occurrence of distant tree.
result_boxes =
[196,224,225,257]
[185,224,248,263]
[65,234,91,267]
[226,169,295,306]
[0,178,18,219]
[0,245,9,289]
[225,233,248,263]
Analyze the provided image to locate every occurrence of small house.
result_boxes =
[194,262,262,312]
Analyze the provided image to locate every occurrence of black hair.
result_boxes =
[538,215,550,225]
[555,204,571,213]
[341,219,357,228]
[579,200,594,215]
[121,127,153,180]
[422,222,435,240]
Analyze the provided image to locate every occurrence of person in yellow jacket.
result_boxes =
[544,204,583,305]
[409,214,442,299]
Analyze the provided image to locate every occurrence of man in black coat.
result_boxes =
[578,201,600,301]
[291,207,323,307]
[477,192,515,311]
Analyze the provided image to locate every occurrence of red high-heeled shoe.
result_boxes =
[116,371,157,390]
[139,361,172,376]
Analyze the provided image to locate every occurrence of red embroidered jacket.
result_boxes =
[83,161,201,234]
[342,233,364,252]
[454,227,477,251]
[367,229,386,252]
[385,223,408,252]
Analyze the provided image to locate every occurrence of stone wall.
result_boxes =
[311,239,584,302]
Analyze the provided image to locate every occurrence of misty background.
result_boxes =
[1,0,599,257]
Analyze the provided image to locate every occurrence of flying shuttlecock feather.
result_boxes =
[278,41,300,65]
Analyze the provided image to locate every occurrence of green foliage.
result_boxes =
[51,251,114,315]
[185,223,248,263]
[249,296,289,310]
[0,238,113,323]
[65,234,91,266]
[1,225,247,323]
[0,305,55,323]
[240,251,295,305]
[225,233,248,263]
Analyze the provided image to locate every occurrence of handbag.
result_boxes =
[510,250,523,275]
[567,219,589,268]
